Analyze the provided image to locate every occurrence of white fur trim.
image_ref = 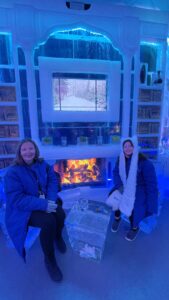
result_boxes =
[119,194,135,217]
[119,136,138,216]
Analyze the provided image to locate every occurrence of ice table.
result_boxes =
[65,200,112,262]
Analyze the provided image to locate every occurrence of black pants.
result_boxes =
[28,206,66,258]
[115,209,134,227]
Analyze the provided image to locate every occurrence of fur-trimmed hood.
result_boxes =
[118,136,139,216]
[120,136,138,154]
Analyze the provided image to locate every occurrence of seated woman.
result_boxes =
[106,136,158,241]
[4,138,66,282]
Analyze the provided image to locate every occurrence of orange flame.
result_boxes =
[54,158,100,184]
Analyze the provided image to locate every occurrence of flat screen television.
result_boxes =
[39,57,120,122]
[52,73,107,112]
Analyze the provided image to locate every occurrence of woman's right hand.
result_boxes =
[46,200,57,213]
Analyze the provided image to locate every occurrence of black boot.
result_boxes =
[44,255,63,282]
[55,236,67,254]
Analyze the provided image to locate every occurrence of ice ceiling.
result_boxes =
[1,0,169,12]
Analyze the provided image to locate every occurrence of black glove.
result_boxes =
[56,196,63,207]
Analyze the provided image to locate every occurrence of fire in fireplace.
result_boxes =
[54,158,106,186]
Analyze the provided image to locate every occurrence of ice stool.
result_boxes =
[0,205,40,250]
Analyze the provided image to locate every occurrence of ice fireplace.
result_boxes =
[54,158,107,187]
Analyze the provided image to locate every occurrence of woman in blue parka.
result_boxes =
[106,136,158,241]
[4,139,66,282]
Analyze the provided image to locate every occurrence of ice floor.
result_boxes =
[0,188,169,300]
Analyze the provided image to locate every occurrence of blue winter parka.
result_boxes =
[4,160,59,259]
[112,154,158,227]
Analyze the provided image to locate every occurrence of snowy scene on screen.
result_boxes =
[52,73,107,111]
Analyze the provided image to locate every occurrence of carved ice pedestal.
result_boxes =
[65,201,111,262]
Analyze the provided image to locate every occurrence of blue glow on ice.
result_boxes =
[141,41,159,47]
[34,26,115,53]
[50,27,111,42]
[0,32,11,35]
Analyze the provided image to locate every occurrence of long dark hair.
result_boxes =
[122,139,134,148]
[14,138,42,165]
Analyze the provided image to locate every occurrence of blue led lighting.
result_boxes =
[33,26,121,63]
[34,41,46,48]
[50,27,111,43]
[54,27,107,36]
[140,41,159,47]
[0,32,11,36]
[133,5,160,10]
[34,27,113,51]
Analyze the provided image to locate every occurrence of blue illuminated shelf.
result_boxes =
[40,144,120,160]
